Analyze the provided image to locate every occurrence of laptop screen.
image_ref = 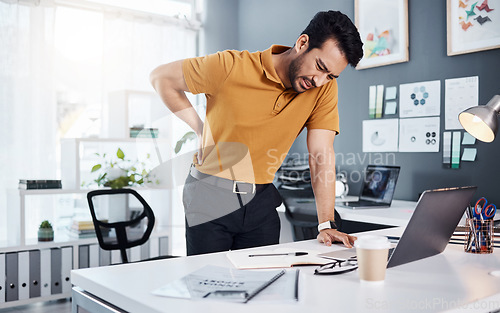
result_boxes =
[359,165,400,204]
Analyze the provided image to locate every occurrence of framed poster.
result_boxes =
[355,0,409,70]
[447,0,500,56]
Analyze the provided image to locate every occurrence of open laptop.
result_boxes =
[337,165,400,209]
[320,186,477,268]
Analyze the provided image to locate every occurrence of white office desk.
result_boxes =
[71,228,500,313]
[335,198,417,227]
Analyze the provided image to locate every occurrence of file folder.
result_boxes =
[78,245,89,269]
[99,248,111,266]
[0,253,5,303]
[89,244,99,268]
[61,246,73,294]
[5,252,18,302]
[130,246,141,262]
[141,241,150,260]
[159,236,169,256]
[111,250,122,264]
[150,237,159,258]
[29,250,41,298]
[50,248,62,295]
[40,249,51,297]
[18,251,29,300]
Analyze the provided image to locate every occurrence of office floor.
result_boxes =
[0,299,72,313]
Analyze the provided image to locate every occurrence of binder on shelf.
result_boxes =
[111,250,122,264]
[5,252,18,302]
[141,241,150,261]
[61,246,73,294]
[159,236,169,257]
[50,248,62,295]
[89,244,99,268]
[40,249,51,297]
[130,246,141,262]
[29,250,41,298]
[18,251,30,300]
[150,237,160,258]
[99,248,111,267]
[78,245,89,269]
[0,253,5,303]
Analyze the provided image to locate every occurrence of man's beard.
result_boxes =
[288,53,313,93]
[288,54,304,93]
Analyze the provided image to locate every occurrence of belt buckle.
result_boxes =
[232,181,255,194]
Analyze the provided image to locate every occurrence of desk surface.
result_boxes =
[72,228,500,313]
[284,195,417,226]
[336,198,417,227]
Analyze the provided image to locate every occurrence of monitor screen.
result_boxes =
[359,165,400,203]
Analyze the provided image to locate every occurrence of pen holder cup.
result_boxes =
[464,218,494,254]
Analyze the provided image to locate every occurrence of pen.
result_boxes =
[248,252,308,257]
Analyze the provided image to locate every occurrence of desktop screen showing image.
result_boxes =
[360,166,400,203]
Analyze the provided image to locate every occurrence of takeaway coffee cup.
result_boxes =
[354,235,391,283]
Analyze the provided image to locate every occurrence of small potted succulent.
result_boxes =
[38,220,54,242]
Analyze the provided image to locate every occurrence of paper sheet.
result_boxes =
[385,101,397,115]
[462,148,477,161]
[462,132,476,145]
[362,119,399,152]
[399,80,441,118]
[445,76,479,130]
[369,85,376,118]
[385,86,397,100]
[398,117,440,152]
[443,131,452,168]
[376,85,384,118]
[452,131,461,169]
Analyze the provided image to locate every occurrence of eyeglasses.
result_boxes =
[314,257,358,275]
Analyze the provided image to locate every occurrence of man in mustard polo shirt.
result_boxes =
[151,11,363,255]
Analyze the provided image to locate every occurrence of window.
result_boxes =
[0,0,202,245]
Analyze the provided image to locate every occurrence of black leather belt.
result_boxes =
[189,166,267,194]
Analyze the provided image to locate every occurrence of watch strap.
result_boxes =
[318,220,337,232]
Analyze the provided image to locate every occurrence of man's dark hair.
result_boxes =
[301,10,363,67]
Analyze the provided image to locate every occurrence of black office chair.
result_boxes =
[87,188,176,263]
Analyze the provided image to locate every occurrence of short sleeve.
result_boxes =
[305,80,340,134]
[182,51,236,96]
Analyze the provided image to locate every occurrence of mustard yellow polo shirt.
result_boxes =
[182,45,339,184]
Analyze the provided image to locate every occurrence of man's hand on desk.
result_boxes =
[317,229,357,248]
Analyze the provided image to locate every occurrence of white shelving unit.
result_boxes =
[1,187,174,309]
[1,90,186,308]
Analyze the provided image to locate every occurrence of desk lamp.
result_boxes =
[459,95,500,143]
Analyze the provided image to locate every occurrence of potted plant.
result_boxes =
[86,148,157,189]
[38,220,54,242]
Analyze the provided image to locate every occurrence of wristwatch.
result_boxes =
[318,220,338,232]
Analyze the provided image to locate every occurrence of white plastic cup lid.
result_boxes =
[354,235,391,250]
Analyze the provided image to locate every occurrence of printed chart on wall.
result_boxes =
[445,76,479,130]
[399,117,440,152]
[362,119,399,152]
[399,80,441,118]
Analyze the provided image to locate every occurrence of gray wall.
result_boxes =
[205,0,500,204]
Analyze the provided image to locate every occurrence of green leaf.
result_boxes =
[174,131,197,154]
[116,148,125,160]
[91,164,102,172]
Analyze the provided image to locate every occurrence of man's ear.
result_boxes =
[294,34,309,53]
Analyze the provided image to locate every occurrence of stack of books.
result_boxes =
[129,127,159,138]
[68,219,98,239]
[19,179,62,190]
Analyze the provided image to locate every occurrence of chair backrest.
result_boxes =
[87,188,155,263]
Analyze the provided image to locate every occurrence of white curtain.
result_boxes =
[0,0,198,243]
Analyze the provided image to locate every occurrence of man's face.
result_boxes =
[288,38,348,93]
